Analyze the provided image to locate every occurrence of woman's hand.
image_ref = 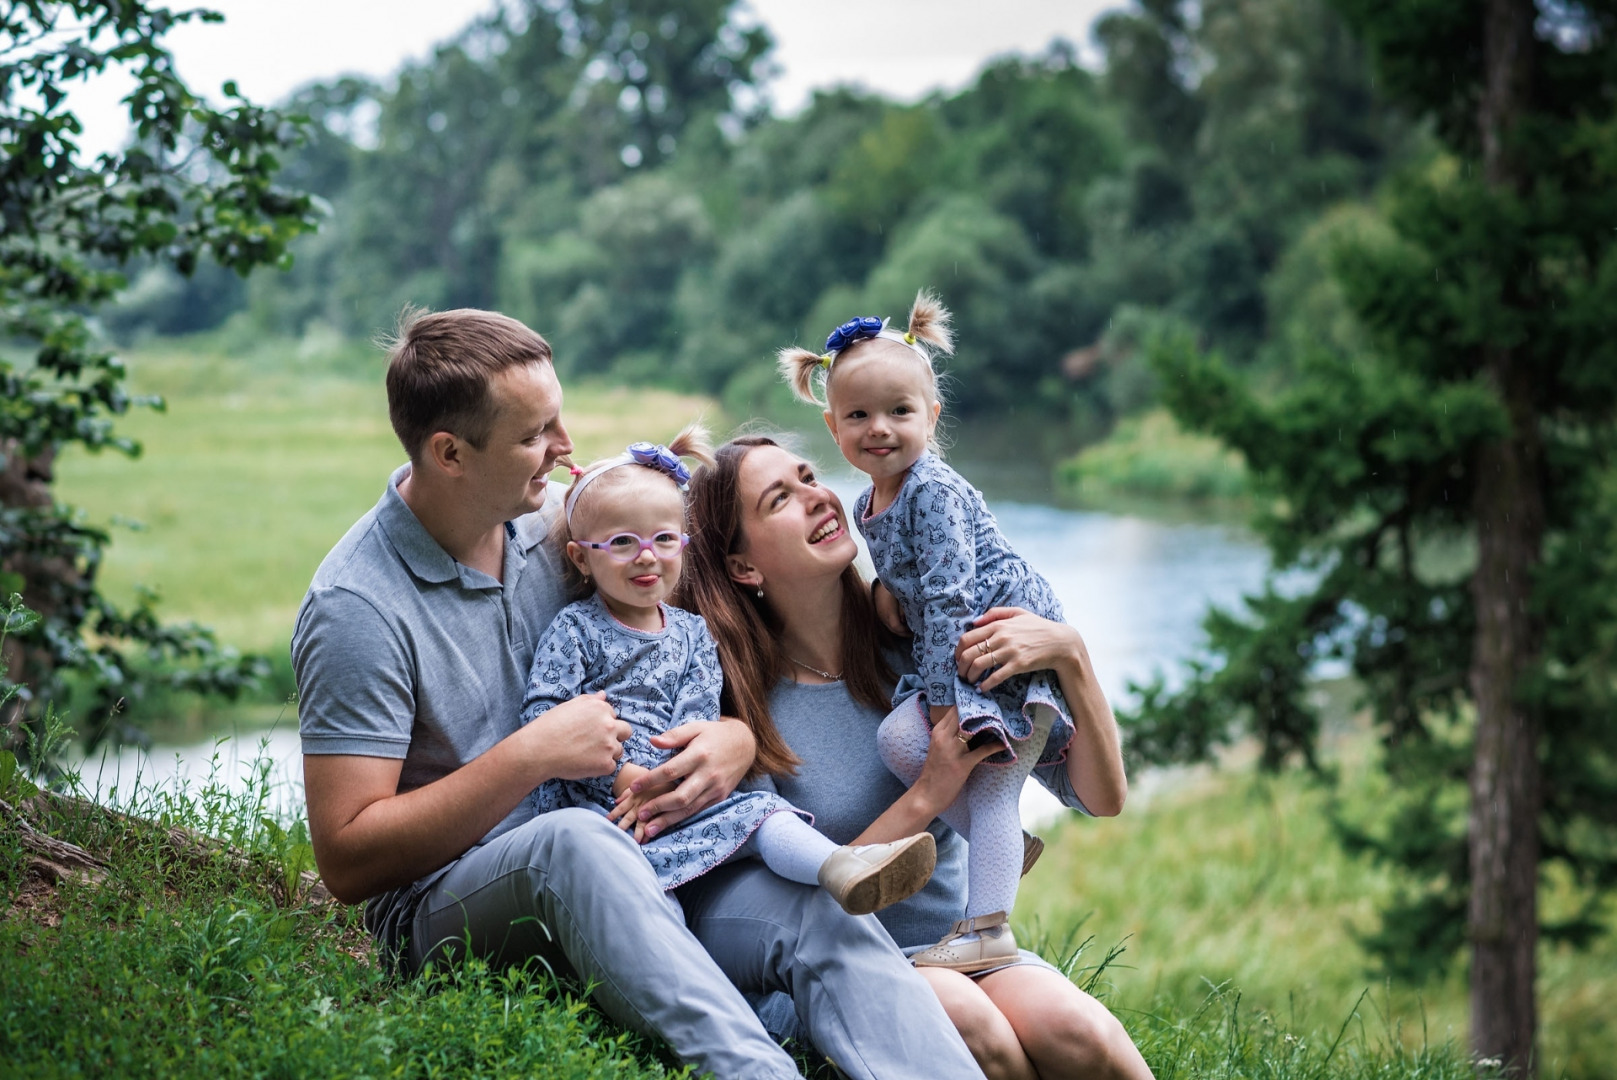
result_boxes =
[609,763,671,841]
[851,704,998,846]
[956,607,1083,692]
[956,607,1128,817]
[631,719,757,839]
[911,706,1001,814]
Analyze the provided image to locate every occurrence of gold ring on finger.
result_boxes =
[977,640,992,657]
[956,732,970,745]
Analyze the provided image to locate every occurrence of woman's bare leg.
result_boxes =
[976,965,1154,1080]
[917,967,1037,1080]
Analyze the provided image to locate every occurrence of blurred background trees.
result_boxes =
[119,0,1418,439]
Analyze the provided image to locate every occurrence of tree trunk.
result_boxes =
[1467,402,1543,1075]
[1470,1,1540,1072]
[0,440,70,740]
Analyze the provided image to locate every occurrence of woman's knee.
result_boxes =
[921,970,1036,1080]
[985,969,1147,1080]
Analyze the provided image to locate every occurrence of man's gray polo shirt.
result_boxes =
[293,464,569,948]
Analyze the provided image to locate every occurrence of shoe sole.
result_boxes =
[1021,832,1044,877]
[912,947,1020,974]
[838,833,937,916]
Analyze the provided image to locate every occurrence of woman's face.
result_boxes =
[731,444,859,590]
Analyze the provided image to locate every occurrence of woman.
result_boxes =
[672,435,1153,1080]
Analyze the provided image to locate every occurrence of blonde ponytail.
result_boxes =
[905,290,954,355]
[667,421,717,470]
[778,345,831,408]
[778,290,954,413]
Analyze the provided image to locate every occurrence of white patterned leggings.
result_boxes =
[877,694,1057,921]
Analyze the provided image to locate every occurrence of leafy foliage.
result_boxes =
[1,2,317,749]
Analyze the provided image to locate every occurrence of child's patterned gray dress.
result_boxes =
[855,452,1075,763]
[521,593,809,891]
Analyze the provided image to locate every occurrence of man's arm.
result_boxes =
[304,694,627,904]
[295,588,630,904]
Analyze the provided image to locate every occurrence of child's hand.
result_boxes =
[873,581,909,637]
[608,785,656,834]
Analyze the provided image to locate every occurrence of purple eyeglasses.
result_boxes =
[575,531,690,561]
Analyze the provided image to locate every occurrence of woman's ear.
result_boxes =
[725,553,762,589]
[565,541,591,578]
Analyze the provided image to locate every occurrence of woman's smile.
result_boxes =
[809,514,843,544]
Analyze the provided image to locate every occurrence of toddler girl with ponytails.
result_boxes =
[779,294,1076,972]
[520,423,937,913]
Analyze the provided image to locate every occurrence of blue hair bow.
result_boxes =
[824,316,885,355]
[628,441,691,487]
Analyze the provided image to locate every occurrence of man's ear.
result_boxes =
[424,430,466,478]
[725,553,762,589]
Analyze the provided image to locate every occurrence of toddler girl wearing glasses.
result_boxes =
[780,293,1076,972]
[520,424,936,911]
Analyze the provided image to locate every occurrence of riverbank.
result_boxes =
[1056,408,1249,507]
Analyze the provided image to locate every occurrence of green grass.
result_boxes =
[1057,408,1249,506]
[1017,725,1616,1079]
[49,336,721,731]
[0,751,689,1080]
[0,737,1515,1080]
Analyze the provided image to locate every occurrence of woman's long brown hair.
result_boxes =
[676,436,897,778]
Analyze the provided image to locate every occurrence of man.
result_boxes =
[293,308,984,1079]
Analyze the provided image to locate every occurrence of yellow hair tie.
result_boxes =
[820,354,833,368]
[903,332,916,345]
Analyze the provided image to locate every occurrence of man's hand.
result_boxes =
[522,692,630,780]
[631,719,757,839]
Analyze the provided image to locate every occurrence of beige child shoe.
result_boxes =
[910,911,1019,973]
[817,833,937,916]
[1021,830,1044,877]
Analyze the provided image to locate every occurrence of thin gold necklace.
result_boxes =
[788,656,842,681]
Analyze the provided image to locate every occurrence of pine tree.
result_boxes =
[1128,1,1617,1071]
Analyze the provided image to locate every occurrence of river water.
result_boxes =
[75,468,1271,825]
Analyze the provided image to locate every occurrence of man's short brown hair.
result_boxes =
[383,307,554,461]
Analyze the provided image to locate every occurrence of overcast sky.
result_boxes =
[67,0,1115,157]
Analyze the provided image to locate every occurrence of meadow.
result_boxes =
[14,336,1608,1076]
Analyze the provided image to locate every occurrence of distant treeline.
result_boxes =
[108,0,1423,435]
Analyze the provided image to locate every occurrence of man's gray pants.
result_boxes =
[407,808,983,1079]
